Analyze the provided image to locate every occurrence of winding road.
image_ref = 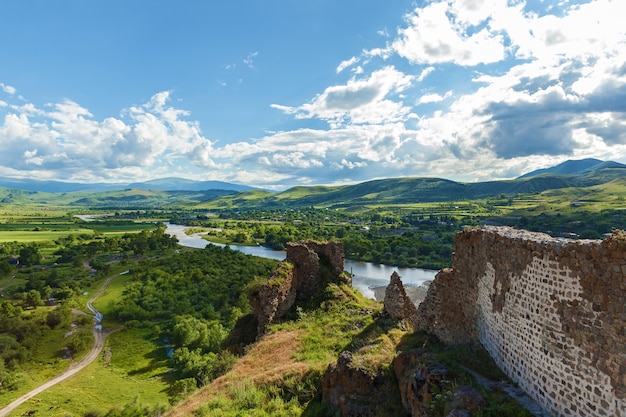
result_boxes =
[0,272,124,417]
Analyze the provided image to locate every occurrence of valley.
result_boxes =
[0,159,625,416]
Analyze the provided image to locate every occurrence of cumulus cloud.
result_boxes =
[0,83,16,95]
[2,0,626,188]
[390,2,506,66]
[0,91,220,182]
[271,66,415,128]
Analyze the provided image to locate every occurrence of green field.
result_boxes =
[6,329,171,417]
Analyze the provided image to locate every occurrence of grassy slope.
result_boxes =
[7,328,171,417]
[167,283,531,417]
[0,187,234,208]
[196,168,626,210]
[2,165,625,211]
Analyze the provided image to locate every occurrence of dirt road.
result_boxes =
[0,273,123,417]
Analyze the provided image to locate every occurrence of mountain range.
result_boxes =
[0,176,258,193]
[1,158,625,209]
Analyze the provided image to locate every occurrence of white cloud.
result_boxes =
[416,67,435,82]
[0,83,16,95]
[417,91,453,105]
[271,66,414,128]
[243,52,259,69]
[391,2,506,66]
[336,56,359,73]
[0,91,221,182]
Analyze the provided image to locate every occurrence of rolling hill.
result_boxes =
[1,159,625,210]
[198,160,626,210]
[0,176,257,193]
[517,158,626,178]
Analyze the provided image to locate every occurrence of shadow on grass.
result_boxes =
[127,341,171,377]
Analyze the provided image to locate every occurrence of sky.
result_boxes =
[0,0,625,190]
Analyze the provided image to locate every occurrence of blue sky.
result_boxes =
[1,0,625,189]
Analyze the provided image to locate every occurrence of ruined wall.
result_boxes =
[416,226,626,417]
[383,271,418,323]
[286,240,345,299]
[249,240,346,336]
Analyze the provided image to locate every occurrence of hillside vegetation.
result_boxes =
[1,159,625,416]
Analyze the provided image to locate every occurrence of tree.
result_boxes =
[24,290,42,309]
[0,261,13,278]
[171,315,226,353]
[580,229,601,239]
[47,306,71,329]
[19,245,42,266]
[0,301,21,318]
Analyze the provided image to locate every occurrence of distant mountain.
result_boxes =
[2,159,626,210]
[126,177,257,192]
[0,176,258,193]
[0,177,120,193]
[518,158,626,178]
[199,159,626,210]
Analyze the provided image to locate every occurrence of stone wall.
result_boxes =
[416,226,626,417]
[383,271,418,324]
[285,240,345,299]
[249,240,346,336]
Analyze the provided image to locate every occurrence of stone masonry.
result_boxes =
[249,240,346,336]
[383,271,418,324]
[416,226,626,417]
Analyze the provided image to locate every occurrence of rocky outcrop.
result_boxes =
[383,271,418,327]
[416,226,626,417]
[249,240,346,336]
[393,349,487,417]
[248,261,297,337]
[321,351,397,417]
[285,240,346,299]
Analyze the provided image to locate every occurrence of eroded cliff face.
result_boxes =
[248,240,347,336]
[416,226,626,417]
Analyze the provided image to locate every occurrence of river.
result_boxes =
[165,223,438,300]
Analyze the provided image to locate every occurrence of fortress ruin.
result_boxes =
[416,226,626,416]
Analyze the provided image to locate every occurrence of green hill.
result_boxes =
[197,166,626,210]
[2,159,625,211]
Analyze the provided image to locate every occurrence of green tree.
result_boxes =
[24,289,42,308]
[0,261,13,278]
[171,315,226,353]
[19,245,42,266]
[580,229,601,239]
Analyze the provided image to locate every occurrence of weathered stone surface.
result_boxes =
[393,349,455,416]
[383,271,418,326]
[248,261,297,337]
[321,351,395,417]
[249,240,345,336]
[416,226,626,417]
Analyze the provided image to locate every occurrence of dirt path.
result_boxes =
[0,273,124,417]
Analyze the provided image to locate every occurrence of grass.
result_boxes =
[0,229,95,243]
[6,328,171,417]
[169,279,533,417]
[89,270,135,317]
[0,309,95,410]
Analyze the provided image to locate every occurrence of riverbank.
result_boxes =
[165,222,438,303]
